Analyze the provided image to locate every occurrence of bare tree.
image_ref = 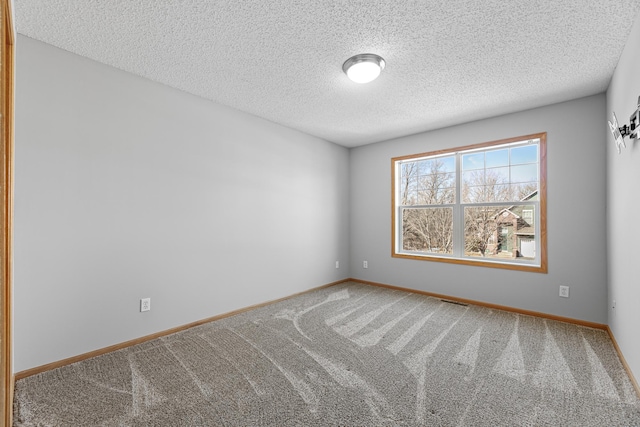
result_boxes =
[515,183,537,200]
[401,158,454,253]
[400,162,417,205]
[462,172,537,257]
[400,158,537,257]
[461,169,508,256]
[402,208,453,253]
[464,207,499,256]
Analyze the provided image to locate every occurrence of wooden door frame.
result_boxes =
[1,0,14,425]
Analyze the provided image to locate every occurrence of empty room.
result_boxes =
[3,0,640,425]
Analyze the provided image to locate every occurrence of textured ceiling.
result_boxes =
[14,0,640,147]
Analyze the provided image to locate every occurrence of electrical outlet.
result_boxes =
[559,286,569,298]
[140,298,151,312]
[335,261,339,269]
[363,260,368,269]
[612,300,616,309]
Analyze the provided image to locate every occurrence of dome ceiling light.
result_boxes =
[342,53,385,84]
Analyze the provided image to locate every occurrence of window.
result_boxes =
[392,133,547,273]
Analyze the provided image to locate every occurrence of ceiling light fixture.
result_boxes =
[343,53,385,84]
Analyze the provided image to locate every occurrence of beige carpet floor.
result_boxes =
[13,282,640,426]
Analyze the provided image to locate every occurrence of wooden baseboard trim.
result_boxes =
[15,279,349,381]
[16,278,627,384]
[606,326,640,399]
[350,278,608,330]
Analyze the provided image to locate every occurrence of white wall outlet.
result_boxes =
[612,300,616,309]
[140,298,151,312]
[335,261,339,269]
[363,260,368,269]
[559,286,569,298]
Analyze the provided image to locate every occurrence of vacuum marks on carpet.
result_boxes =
[13,283,640,426]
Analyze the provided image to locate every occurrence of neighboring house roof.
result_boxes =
[516,226,535,236]
[493,189,538,220]
[495,209,519,220]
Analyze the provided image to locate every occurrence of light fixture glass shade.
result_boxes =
[343,53,385,84]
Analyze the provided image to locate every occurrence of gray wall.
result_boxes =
[14,36,350,372]
[350,94,607,324]
[607,10,640,383]
[16,27,633,375]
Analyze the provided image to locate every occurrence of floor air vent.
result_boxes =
[440,299,469,307]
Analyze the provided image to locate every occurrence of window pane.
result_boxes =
[514,183,538,200]
[462,152,484,170]
[417,185,455,204]
[417,171,456,205]
[439,156,456,173]
[401,163,415,179]
[485,166,509,183]
[464,205,536,260]
[417,156,455,175]
[485,149,509,168]
[462,143,540,203]
[464,206,502,257]
[462,185,484,203]
[393,133,545,272]
[416,159,432,175]
[462,169,482,186]
[400,162,418,205]
[510,145,538,164]
[511,164,538,183]
[463,168,510,202]
[402,208,453,254]
[418,174,444,192]
[465,183,538,204]
[485,184,513,202]
[435,188,455,204]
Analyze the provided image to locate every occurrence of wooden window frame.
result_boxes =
[391,132,547,273]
